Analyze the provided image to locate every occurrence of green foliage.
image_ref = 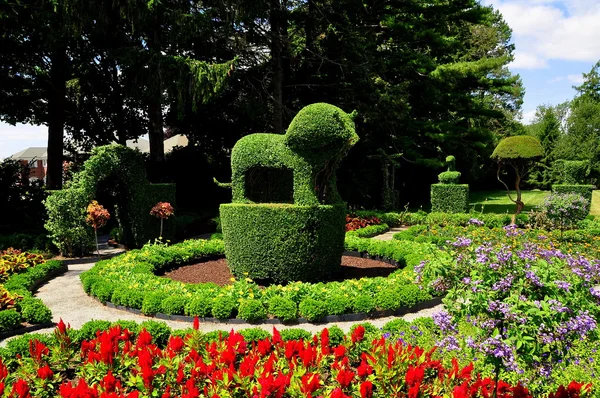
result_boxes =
[268,296,297,322]
[76,320,112,343]
[0,309,21,332]
[237,299,267,321]
[45,145,176,256]
[352,295,375,314]
[299,298,328,322]
[141,292,168,315]
[430,184,469,213]
[345,223,388,238]
[220,204,346,282]
[0,234,55,252]
[184,295,213,317]
[238,328,271,342]
[211,296,236,319]
[561,160,589,184]
[280,328,312,341]
[491,135,544,160]
[437,171,461,184]
[552,184,594,204]
[19,298,52,324]
[5,333,52,358]
[327,325,346,346]
[539,193,590,234]
[161,296,187,315]
[325,294,351,316]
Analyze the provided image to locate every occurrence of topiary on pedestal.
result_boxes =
[220,103,359,283]
[430,155,469,213]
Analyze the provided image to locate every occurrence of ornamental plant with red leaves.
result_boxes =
[150,202,174,239]
[345,215,381,232]
[86,200,110,257]
[0,321,592,398]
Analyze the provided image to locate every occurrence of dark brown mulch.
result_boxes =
[162,256,397,287]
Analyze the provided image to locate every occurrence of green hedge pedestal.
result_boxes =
[430,155,469,213]
[220,103,358,283]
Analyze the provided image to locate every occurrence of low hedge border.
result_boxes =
[355,210,528,228]
[81,232,441,323]
[0,259,65,335]
[346,223,389,238]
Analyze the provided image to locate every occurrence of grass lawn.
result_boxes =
[591,190,600,216]
[469,190,550,214]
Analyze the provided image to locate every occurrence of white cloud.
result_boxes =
[521,109,537,124]
[483,0,600,69]
[567,74,585,83]
[0,122,47,160]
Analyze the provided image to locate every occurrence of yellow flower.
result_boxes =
[230,277,236,282]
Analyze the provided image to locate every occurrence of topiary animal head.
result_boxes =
[284,103,359,158]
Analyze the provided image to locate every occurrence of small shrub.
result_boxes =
[431,184,469,213]
[139,320,172,347]
[111,320,140,335]
[398,285,430,307]
[352,295,375,313]
[123,290,145,309]
[327,325,345,346]
[185,295,213,317]
[0,309,21,332]
[375,287,401,311]
[539,193,590,237]
[382,318,410,335]
[280,328,312,341]
[76,320,112,342]
[438,171,461,184]
[239,328,271,342]
[5,333,52,358]
[91,283,114,303]
[211,296,236,319]
[268,296,297,322]
[161,296,186,315]
[299,298,328,322]
[325,294,350,315]
[141,292,168,315]
[20,298,52,324]
[237,299,267,321]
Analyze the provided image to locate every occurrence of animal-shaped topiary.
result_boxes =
[220,103,359,282]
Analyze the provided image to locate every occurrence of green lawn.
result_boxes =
[469,190,550,214]
[591,190,600,216]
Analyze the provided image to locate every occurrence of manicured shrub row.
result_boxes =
[220,203,346,282]
[0,258,62,333]
[345,223,389,238]
[81,235,437,322]
[430,184,469,213]
[0,320,590,398]
[552,184,594,204]
[355,210,528,228]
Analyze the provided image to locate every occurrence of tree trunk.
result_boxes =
[46,47,68,190]
[514,172,524,215]
[270,0,283,134]
[147,29,164,181]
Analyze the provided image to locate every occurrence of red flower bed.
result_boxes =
[0,321,591,398]
[345,215,381,232]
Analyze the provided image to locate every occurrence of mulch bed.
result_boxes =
[162,256,397,287]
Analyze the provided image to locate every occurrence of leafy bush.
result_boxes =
[430,184,469,213]
[0,234,55,252]
[562,160,589,184]
[139,320,172,347]
[184,295,213,317]
[552,184,594,204]
[238,328,271,342]
[161,296,187,315]
[325,294,351,315]
[268,296,297,322]
[141,292,168,315]
[327,324,345,346]
[299,298,328,322]
[4,332,52,358]
[539,192,590,235]
[237,299,267,321]
[374,287,402,311]
[280,328,312,341]
[20,298,52,324]
[345,223,388,238]
[352,294,375,313]
[211,296,236,319]
[438,171,461,184]
[0,309,21,332]
[76,320,112,342]
[345,214,381,231]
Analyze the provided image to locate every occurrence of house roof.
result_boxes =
[10,147,47,161]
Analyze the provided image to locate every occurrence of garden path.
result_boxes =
[5,232,442,344]
[371,227,408,241]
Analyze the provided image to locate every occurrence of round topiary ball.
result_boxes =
[491,135,543,160]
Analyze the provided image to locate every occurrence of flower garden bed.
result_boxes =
[80,230,441,323]
[0,249,65,336]
[0,320,590,397]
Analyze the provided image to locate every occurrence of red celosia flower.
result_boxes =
[351,325,366,343]
[336,369,355,389]
[193,316,200,331]
[37,365,54,380]
[57,318,68,334]
[167,336,184,357]
[405,365,425,388]
[360,381,373,398]
[320,328,330,355]
[101,371,118,393]
[29,340,49,362]
[11,379,30,398]
[300,373,321,396]
[272,327,282,346]
[150,202,174,219]
[333,345,346,359]
[357,359,373,378]
[330,387,351,398]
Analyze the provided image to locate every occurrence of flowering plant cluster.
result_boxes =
[150,202,175,220]
[538,193,590,238]
[418,227,600,382]
[86,201,110,230]
[345,214,381,232]
[0,248,44,282]
[0,320,591,398]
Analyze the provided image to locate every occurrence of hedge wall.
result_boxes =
[552,184,594,205]
[430,184,469,213]
[220,203,346,282]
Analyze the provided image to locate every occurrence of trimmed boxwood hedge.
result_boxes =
[81,232,439,323]
[354,210,526,229]
[220,203,346,282]
[430,184,469,213]
[552,184,594,205]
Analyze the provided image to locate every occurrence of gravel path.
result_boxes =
[372,227,408,241]
[2,232,442,345]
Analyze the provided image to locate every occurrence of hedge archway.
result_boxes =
[45,145,175,256]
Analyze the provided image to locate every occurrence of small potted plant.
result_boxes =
[86,200,110,257]
[150,202,175,240]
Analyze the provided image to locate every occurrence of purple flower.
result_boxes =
[525,270,544,287]
[433,311,457,333]
[590,286,600,299]
[451,237,472,247]
[555,280,571,291]
[468,218,484,226]
[492,274,514,292]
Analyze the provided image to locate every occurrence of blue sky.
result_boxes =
[1,0,600,160]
